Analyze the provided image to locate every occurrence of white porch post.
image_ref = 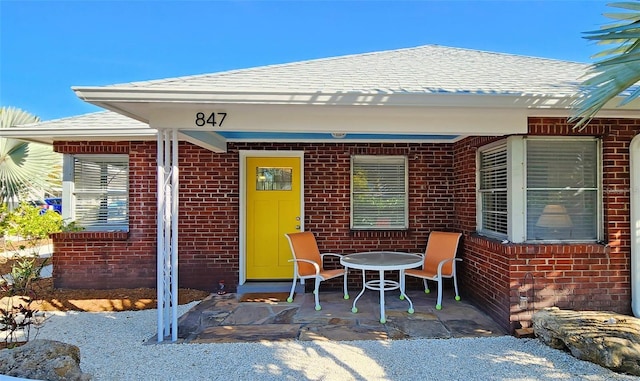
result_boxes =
[157,129,179,342]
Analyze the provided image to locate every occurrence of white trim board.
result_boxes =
[238,150,305,286]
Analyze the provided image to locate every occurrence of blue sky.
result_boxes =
[1,0,612,121]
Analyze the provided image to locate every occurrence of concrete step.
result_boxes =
[236,281,304,296]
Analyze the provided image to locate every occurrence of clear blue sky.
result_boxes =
[1,0,612,121]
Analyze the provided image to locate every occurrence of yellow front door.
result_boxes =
[246,157,301,279]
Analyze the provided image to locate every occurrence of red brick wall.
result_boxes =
[52,141,458,291]
[52,141,158,289]
[454,118,639,332]
[51,117,639,334]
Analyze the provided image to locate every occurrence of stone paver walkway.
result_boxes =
[175,289,507,343]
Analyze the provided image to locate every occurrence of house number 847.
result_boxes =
[195,112,227,127]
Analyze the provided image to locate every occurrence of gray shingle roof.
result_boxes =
[110,45,589,97]
[22,111,146,129]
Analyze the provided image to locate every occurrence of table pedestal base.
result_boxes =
[351,269,414,323]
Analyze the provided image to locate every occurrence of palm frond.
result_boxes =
[585,50,640,69]
[603,12,640,21]
[0,107,61,204]
[570,1,640,129]
[608,1,640,11]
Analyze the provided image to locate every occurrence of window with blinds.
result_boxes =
[478,143,508,237]
[526,138,599,241]
[476,137,601,243]
[73,155,129,231]
[351,155,408,230]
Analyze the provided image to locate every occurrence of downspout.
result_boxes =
[631,135,640,317]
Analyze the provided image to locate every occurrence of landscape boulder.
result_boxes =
[0,339,91,380]
[532,307,640,376]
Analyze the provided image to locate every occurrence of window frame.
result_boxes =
[350,155,409,230]
[476,140,509,240]
[63,154,129,232]
[523,136,602,243]
[476,136,602,243]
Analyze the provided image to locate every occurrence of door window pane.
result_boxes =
[256,167,292,191]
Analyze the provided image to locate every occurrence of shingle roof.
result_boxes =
[7,111,154,145]
[22,111,146,129]
[110,44,589,97]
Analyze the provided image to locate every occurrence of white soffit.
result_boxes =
[146,103,528,136]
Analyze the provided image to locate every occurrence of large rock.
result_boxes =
[532,307,640,376]
[0,339,91,380]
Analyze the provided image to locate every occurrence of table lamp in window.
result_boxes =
[536,204,573,237]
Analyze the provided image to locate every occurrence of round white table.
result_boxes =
[340,251,423,323]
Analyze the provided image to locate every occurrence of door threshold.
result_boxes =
[236,281,304,295]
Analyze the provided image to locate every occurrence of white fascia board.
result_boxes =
[527,93,640,117]
[1,136,54,145]
[73,86,574,109]
[75,86,640,115]
[527,108,640,118]
[224,136,466,144]
[0,127,157,141]
[149,104,528,136]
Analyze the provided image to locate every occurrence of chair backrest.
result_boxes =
[285,231,322,276]
[423,231,462,276]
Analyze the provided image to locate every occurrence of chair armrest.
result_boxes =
[288,258,321,274]
[320,252,344,261]
[436,257,462,275]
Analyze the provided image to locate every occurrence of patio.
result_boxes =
[172,288,507,344]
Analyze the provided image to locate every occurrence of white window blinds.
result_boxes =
[73,155,129,231]
[526,138,599,241]
[351,155,408,230]
[478,143,508,237]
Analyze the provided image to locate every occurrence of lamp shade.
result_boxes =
[536,204,573,228]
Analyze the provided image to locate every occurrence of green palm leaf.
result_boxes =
[608,2,640,11]
[0,107,62,205]
[571,1,640,129]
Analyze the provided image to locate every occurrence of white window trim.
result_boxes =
[508,136,526,242]
[238,150,305,286]
[477,136,602,243]
[350,155,409,230]
[476,140,509,240]
[521,136,602,243]
[63,153,129,232]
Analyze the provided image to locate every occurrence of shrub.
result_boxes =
[0,202,63,346]
[0,257,46,347]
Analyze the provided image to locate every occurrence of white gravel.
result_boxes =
[21,303,639,381]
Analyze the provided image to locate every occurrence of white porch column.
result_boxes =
[157,129,179,342]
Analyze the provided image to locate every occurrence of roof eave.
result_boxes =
[0,128,158,144]
[72,86,578,109]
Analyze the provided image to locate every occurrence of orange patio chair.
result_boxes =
[285,231,349,311]
[405,231,462,310]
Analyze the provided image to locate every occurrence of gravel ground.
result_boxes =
[26,303,639,381]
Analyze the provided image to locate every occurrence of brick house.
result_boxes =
[5,45,640,337]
